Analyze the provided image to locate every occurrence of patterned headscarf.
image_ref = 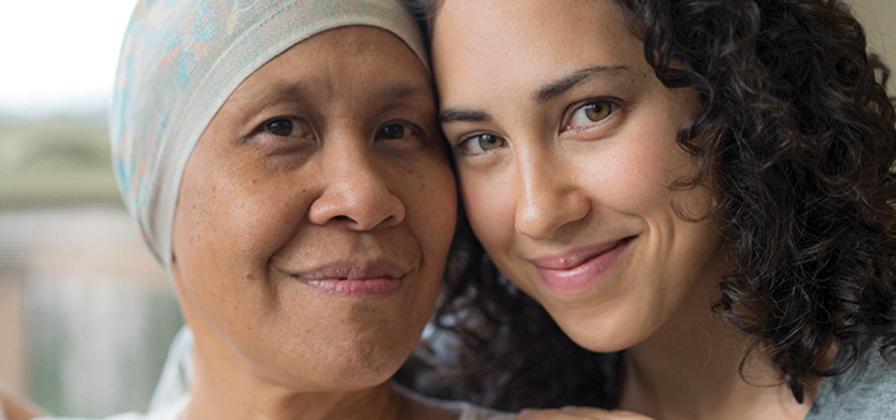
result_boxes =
[110,0,427,273]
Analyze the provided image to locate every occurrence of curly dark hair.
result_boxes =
[399,0,896,412]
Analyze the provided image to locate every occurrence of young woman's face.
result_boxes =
[433,0,726,352]
[172,27,456,390]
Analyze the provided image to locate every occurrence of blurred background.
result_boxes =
[0,1,182,417]
[0,0,894,417]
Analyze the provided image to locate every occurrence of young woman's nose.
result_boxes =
[513,147,590,240]
[308,140,406,231]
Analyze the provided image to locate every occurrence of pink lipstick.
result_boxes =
[529,236,636,295]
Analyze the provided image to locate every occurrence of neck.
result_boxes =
[618,266,817,420]
[187,379,404,420]
[184,334,407,420]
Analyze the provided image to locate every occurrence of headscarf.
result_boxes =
[110,0,427,273]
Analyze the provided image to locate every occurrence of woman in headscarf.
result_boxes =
[1,0,512,419]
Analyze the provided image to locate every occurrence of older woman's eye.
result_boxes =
[376,122,421,140]
[458,133,507,156]
[261,117,312,138]
[563,100,617,132]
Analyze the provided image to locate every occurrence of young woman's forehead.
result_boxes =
[431,1,646,103]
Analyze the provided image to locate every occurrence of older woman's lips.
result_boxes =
[529,236,636,295]
[286,260,408,298]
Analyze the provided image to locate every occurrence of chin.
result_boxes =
[322,350,408,390]
[551,306,652,354]
[565,328,634,353]
[573,335,637,354]
[332,332,416,384]
[260,345,406,392]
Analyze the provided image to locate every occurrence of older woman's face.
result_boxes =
[433,0,725,352]
[171,27,456,390]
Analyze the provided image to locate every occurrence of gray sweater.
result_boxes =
[807,346,896,419]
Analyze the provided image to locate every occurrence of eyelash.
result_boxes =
[454,132,507,159]
[252,117,425,144]
[376,121,426,141]
[452,98,623,158]
[560,98,621,133]
[254,116,314,140]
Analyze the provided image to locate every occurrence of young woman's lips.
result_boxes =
[285,260,408,298]
[529,236,636,295]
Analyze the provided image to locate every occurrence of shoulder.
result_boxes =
[457,404,516,420]
[0,391,44,420]
[809,347,896,420]
[32,395,189,420]
[148,327,195,412]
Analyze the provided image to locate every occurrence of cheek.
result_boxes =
[173,153,311,325]
[408,158,459,261]
[181,167,302,270]
[221,177,307,261]
[457,167,515,250]
[584,132,697,217]
[585,89,703,215]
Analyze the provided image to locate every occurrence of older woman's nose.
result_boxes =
[513,150,590,240]
[307,146,406,231]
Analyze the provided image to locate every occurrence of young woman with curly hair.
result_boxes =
[405,0,896,418]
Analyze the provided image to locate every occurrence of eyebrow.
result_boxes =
[373,84,434,109]
[237,80,431,126]
[534,65,630,103]
[249,81,430,108]
[439,108,492,124]
[439,65,631,124]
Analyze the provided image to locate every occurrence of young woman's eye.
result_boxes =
[564,100,617,131]
[457,133,507,156]
[260,117,313,139]
[376,122,421,140]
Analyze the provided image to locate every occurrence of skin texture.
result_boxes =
[432,1,815,419]
[171,26,457,420]
[435,0,721,357]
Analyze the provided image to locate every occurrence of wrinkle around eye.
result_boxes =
[244,116,315,151]
[376,120,426,142]
[262,116,314,138]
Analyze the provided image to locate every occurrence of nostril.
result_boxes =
[331,215,353,223]
[379,214,397,226]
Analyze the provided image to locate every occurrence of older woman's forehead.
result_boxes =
[229,79,433,112]
[219,35,433,131]
[234,28,430,98]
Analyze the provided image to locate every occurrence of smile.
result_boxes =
[281,259,410,298]
[529,236,637,296]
